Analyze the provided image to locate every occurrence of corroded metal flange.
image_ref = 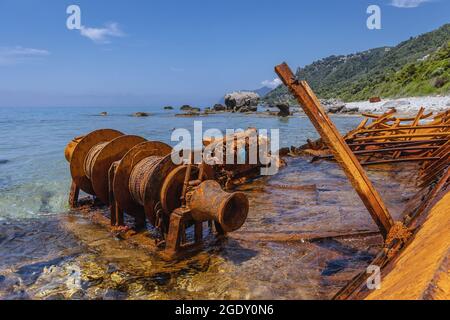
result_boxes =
[160,165,198,214]
[113,141,172,221]
[91,135,147,205]
[70,129,124,195]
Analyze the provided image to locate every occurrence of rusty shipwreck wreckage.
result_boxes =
[64,63,449,299]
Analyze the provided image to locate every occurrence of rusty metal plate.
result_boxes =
[113,141,172,220]
[70,129,123,195]
[91,135,147,205]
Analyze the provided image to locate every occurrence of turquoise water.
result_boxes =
[0,107,361,220]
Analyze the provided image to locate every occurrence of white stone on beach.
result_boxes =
[345,95,450,115]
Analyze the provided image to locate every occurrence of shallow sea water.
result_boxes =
[0,107,420,299]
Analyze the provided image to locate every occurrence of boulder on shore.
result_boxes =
[321,99,346,113]
[224,92,259,112]
[342,106,359,113]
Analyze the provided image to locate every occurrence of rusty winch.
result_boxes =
[65,129,249,259]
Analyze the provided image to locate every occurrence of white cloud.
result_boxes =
[390,0,431,8]
[261,78,282,89]
[0,46,50,66]
[79,23,124,44]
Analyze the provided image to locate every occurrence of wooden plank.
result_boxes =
[275,62,394,238]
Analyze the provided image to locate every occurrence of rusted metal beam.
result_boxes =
[361,112,433,121]
[362,157,440,166]
[353,132,450,142]
[275,62,394,238]
[69,180,80,208]
[356,124,449,134]
[230,230,380,243]
[318,146,439,159]
[347,139,448,148]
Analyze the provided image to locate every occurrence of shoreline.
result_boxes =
[175,95,450,118]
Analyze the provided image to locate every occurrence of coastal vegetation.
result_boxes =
[263,24,450,105]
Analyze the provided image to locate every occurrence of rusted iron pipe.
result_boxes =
[187,180,249,233]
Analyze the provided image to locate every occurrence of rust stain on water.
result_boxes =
[0,158,419,300]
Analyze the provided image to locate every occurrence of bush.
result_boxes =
[433,77,448,88]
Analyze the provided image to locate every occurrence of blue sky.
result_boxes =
[0,0,448,107]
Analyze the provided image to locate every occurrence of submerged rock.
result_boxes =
[175,111,201,117]
[132,112,151,117]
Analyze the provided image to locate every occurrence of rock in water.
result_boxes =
[213,104,226,111]
[164,106,173,110]
[224,91,260,112]
[180,105,193,111]
[239,106,258,113]
[275,103,290,117]
[132,112,151,117]
[180,105,201,112]
[99,112,108,116]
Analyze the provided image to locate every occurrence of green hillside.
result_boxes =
[264,24,450,104]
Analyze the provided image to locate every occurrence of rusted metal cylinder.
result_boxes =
[113,141,173,224]
[128,156,163,206]
[64,136,84,162]
[187,180,249,232]
[65,129,147,204]
[84,142,108,180]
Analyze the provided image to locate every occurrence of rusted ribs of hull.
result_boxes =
[273,62,449,300]
[298,105,449,171]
